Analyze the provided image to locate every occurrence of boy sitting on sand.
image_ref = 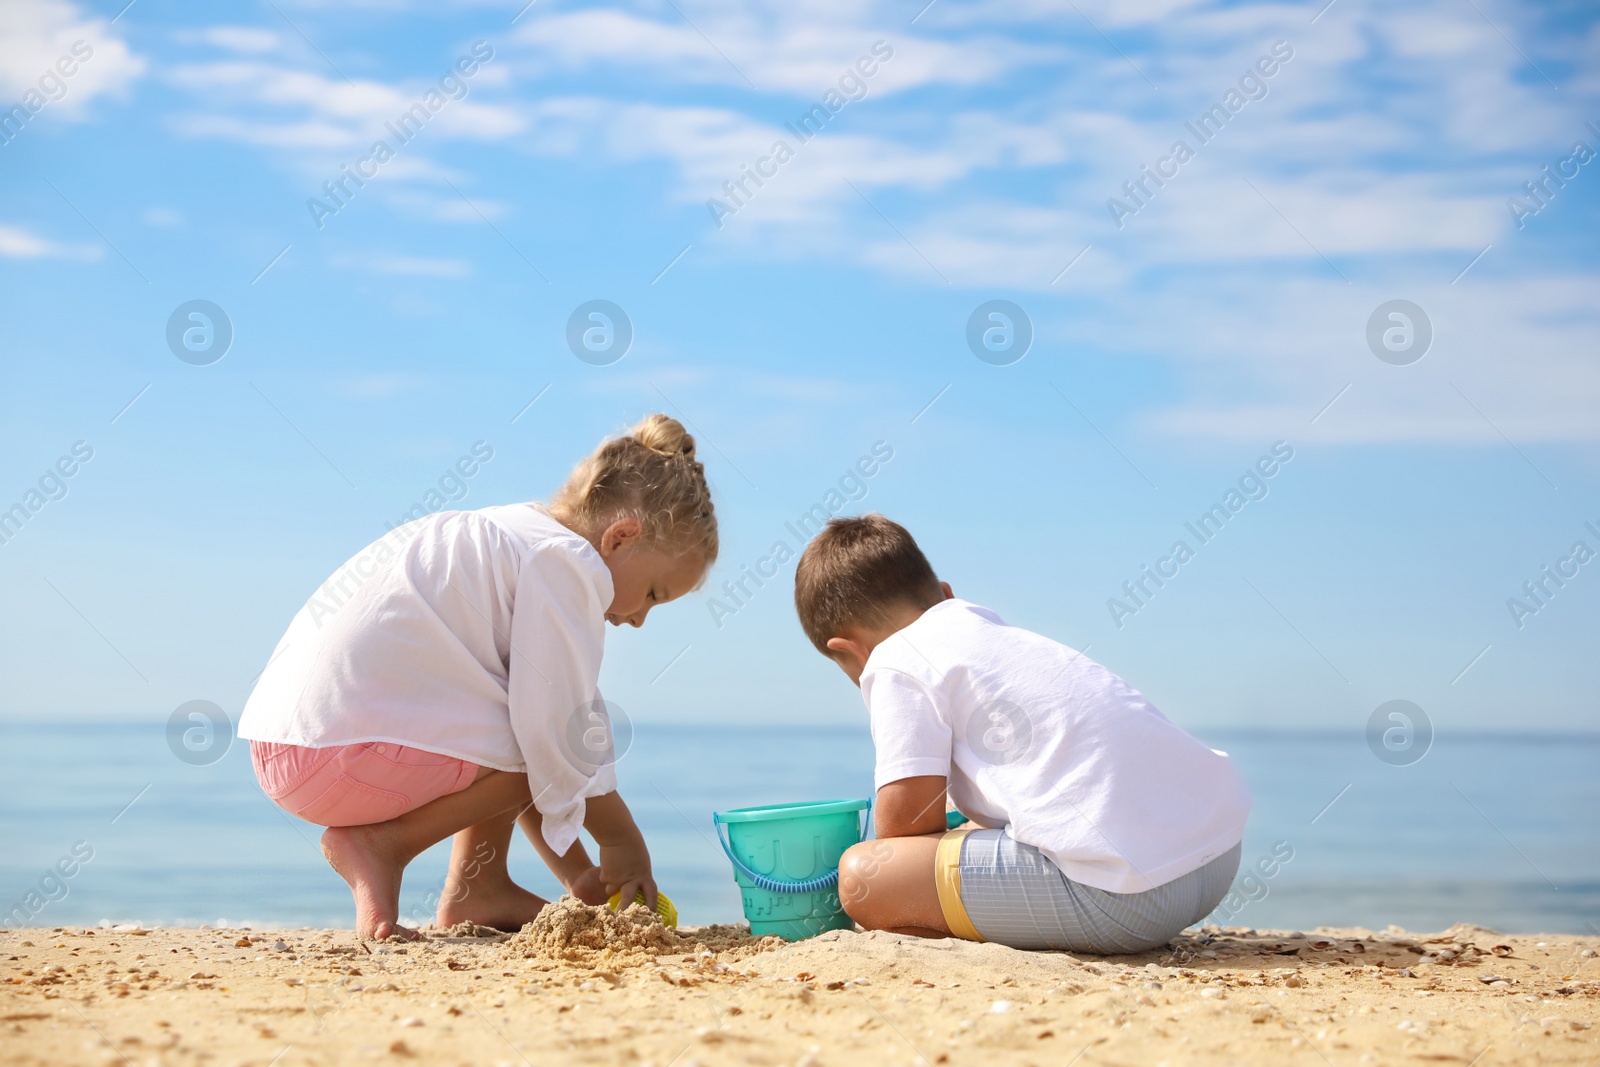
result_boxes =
[795,515,1250,953]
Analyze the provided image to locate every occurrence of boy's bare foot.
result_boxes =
[321,824,421,941]
[435,874,549,932]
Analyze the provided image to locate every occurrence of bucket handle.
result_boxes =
[712,801,873,894]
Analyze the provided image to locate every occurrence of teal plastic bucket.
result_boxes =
[713,798,871,941]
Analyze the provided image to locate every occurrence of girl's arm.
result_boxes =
[503,541,618,875]
[516,809,608,904]
[583,791,657,911]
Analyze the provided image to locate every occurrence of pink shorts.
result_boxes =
[251,741,478,827]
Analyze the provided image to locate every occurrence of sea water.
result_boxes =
[0,722,1594,935]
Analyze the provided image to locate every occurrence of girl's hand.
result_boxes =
[583,791,657,911]
[566,864,610,906]
[599,837,657,913]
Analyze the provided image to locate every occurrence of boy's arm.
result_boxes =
[875,775,949,838]
[859,668,953,837]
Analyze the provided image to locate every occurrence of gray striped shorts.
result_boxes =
[936,829,1241,953]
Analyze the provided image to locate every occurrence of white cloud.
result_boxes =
[509,11,1056,96]
[0,223,100,260]
[169,112,357,149]
[1124,275,1600,443]
[146,0,1598,443]
[383,188,508,223]
[165,57,523,173]
[1111,171,1498,260]
[181,26,282,54]
[161,0,1590,280]
[0,224,59,257]
[0,0,144,115]
[489,94,1504,283]
[330,253,471,277]
[163,50,526,235]
[333,372,434,398]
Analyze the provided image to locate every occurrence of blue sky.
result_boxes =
[1,0,1596,736]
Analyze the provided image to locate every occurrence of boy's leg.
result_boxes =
[320,768,531,940]
[838,834,950,938]
[434,803,551,931]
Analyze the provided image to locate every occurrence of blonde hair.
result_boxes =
[550,414,719,567]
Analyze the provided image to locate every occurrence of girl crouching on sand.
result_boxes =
[238,415,715,939]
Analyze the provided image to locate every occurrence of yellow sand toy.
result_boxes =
[608,889,678,928]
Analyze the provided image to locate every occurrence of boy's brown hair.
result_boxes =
[794,514,944,656]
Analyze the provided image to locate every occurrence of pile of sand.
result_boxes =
[500,896,782,968]
[503,897,679,967]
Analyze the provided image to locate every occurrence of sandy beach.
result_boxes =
[3,902,1595,1067]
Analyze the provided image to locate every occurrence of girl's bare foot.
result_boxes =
[321,824,421,941]
[435,873,549,932]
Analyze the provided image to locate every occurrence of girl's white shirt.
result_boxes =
[238,503,616,855]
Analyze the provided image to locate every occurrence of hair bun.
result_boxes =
[550,411,718,564]
[629,413,696,460]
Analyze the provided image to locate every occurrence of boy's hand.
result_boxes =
[566,864,610,906]
[598,838,657,913]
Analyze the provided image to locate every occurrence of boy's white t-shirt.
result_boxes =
[238,504,617,855]
[860,599,1250,894]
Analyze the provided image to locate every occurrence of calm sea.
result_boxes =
[1,723,1594,935]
